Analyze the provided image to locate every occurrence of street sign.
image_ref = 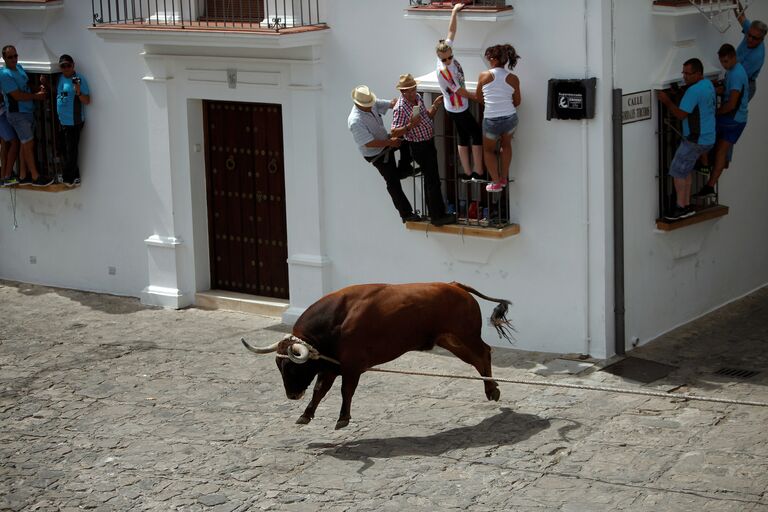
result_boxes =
[622,90,652,125]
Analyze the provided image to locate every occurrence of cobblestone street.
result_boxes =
[1,280,767,511]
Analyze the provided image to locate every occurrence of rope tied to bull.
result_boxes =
[241,337,768,408]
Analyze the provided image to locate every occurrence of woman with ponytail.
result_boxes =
[476,44,521,192]
[435,3,484,181]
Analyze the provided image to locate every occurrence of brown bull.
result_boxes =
[242,282,513,429]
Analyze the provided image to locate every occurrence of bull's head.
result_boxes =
[241,336,321,400]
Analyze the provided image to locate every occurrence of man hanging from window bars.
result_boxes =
[657,58,717,221]
[56,54,91,187]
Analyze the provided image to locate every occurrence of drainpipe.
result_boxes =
[612,88,626,356]
[581,0,591,357]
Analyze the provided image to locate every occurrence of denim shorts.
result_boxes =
[483,113,518,139]
[716,117,747,145]
[0,112,16,141]
[5,112,34,143]
[669,140,713,179]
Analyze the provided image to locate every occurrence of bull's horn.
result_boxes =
[287,343,311,364]
[241,338,280,354]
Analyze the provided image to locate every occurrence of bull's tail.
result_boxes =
[451,282,515,343]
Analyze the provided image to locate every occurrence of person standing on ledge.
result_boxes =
[435,3,484,181]
[56,54,91,187]
[391,73,455,227]
[476,44,521,193]
[0,45,53,187]
[734,0,766,101]
[657,58,716,221]
[348,84,421,224]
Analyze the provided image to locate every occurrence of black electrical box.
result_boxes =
[546,78,597,120]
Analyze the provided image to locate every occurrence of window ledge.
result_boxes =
[3,182,79,192]
[405,220,520,239]
[655,204,729,231]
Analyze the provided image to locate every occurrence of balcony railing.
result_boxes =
[91,0,323,31]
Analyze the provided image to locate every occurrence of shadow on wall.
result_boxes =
[1,279,156,315]
[308,407,555,472]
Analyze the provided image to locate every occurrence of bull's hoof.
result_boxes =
[487,388,501,402]
[334,418,350,430]
[296,415,312,425]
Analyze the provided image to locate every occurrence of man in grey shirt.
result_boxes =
[348,85,420,223]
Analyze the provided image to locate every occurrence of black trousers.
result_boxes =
[61,123,83,183]
[366,148,414,220]
[408,139,446,218]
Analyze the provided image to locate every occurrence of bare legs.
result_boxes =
[483,133,513,184]
[458,144,485,177]
[673,174,693,207]
[706,139,733,189]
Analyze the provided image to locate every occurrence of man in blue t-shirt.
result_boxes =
[695,44,749,198]
[56,54,91,186]
[0,45,52,186]
[734,2,766,101]
[657,58,716,221]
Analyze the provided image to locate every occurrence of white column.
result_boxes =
[282,83,331,323]
[140,56,191,309]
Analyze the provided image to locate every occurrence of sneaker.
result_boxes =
[1,177,18,187]
[431,214,456,227]
[402,213,421,223]
[693,185,716,198]
[17,176,33,186]
[664,205,687,221]
[486,182,504,193]
[681,205,696,218]
[470,172,486,181]
[32,176,54,187]
[697,165,712,176]
[500,176,509,187]
[460,173,474,182]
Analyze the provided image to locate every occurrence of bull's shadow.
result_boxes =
[308,408,551,471]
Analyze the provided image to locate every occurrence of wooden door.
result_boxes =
[204,101,288,299]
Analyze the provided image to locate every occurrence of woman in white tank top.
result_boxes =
[476,44,521,192]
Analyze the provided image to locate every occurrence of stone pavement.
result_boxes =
[1,280,767,511]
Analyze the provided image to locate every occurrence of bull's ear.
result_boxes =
[287,343,311,364]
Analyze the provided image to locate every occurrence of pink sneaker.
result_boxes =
[500,177,509,187]
[485,182,503,193]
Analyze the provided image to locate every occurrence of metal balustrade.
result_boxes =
[91,0,323,31]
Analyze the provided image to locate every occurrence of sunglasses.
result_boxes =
[6,54,18,59]
[60,63,73,68]
[441,55,454,63]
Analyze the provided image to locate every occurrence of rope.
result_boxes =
[364,367,768,408]
[270,338,768,408]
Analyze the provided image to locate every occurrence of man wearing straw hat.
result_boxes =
[348,84,420,223]
[391,73,455,227]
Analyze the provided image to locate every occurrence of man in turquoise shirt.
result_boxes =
[735,2,766,101]
[696,44,749,198]
[658,58,716,221]
[0,45,52,186]
[56,54,91,186]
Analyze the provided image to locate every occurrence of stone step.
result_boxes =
[195,290,288,318]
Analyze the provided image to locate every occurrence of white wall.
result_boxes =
[614,0,768,348]
[0,0,619,357]
[320,0,614,356]
[0,1,151,297]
